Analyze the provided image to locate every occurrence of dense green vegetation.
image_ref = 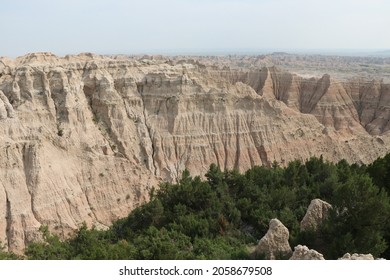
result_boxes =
[0,243,20,260]
[1,154,390,260]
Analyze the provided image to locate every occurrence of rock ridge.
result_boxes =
[1,53,390,252]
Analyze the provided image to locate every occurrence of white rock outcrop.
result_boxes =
[339,253,374,260]
[256,219,292,259]
[290,245,325,260]
[300,199,332,231]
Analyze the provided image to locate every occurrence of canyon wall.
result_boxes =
[0,53,389,252]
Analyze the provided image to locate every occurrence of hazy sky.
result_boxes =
[1,0,389,57]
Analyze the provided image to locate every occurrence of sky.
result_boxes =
[0,0,389,57]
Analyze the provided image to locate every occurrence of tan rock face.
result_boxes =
[290,245,325,260]
[300,199,332,231]
[1,53,390,252]
[256,219,292,259]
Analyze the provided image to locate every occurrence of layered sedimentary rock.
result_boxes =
[1,53,390,252]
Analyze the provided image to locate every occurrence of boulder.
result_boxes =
[338,253,374,260]
[256,218,292,259]
[290,245,325,260]
[300,199,332,231]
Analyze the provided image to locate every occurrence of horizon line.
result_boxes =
[3,48,390,59]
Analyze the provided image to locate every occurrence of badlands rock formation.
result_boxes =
[300,199,332,231]
[1,53,390,252]
[256,218,292,259]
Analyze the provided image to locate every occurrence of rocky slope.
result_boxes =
[1,53,390,252]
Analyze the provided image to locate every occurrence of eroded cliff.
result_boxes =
[0,53,389,252]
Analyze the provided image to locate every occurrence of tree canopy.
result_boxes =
[13,154,390,260]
